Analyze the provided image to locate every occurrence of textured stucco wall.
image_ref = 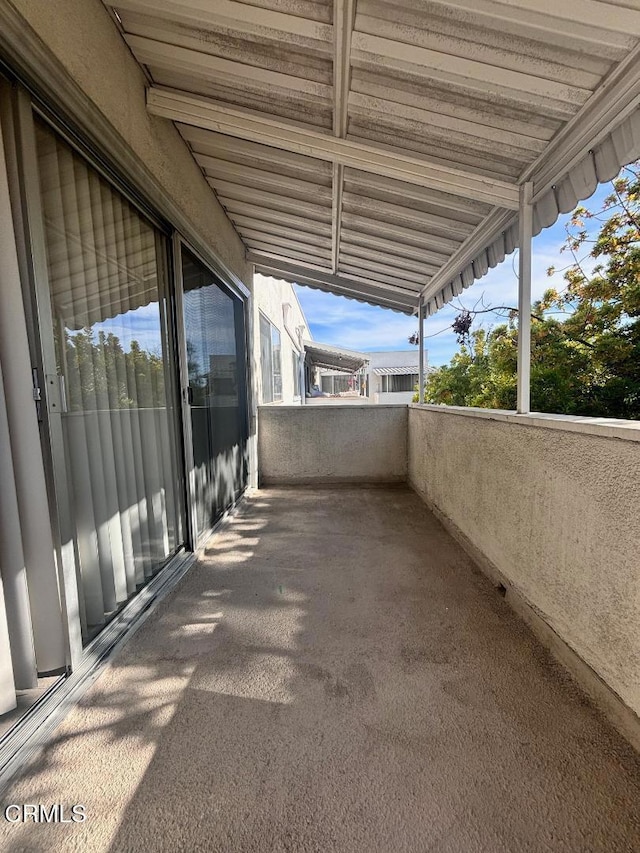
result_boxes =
[408,405,640,717]
[9,0,249,284]
[259,405,408,484]
[254,275,310,406]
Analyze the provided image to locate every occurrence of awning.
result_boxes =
[533,108,640,236]
[107,1,640,318]
[425,104,640,317]
[373,366,418,376]
[304,340,368,374]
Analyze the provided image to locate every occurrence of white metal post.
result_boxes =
[517,182,534,414]
[418,294,424,404]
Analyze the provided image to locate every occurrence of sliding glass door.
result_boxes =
[181,249,248,542]
[32,118,186,642]
[0,82,251,740]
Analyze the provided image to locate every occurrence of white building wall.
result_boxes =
[376,391,416,404]
[253,274,311,406]
[365,350,424,403]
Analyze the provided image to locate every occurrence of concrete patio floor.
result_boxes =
[1,486,639,852]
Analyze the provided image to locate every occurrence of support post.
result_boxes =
[517,182,533,414]
[418,294,425,404]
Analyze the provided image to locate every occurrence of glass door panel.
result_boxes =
[34,119,186,642]
[181,250,248,541]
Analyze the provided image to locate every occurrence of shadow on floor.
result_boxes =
[1,487,639,852]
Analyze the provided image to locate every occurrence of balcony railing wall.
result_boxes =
[259,402,640,743]
[258,404,407,485]
[408,404,640,725]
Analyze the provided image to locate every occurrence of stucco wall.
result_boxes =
[254,274,310,406]
[375,391,415,405]
[259,405,407,484]
[7,0,249,285]
[408,404,640,718]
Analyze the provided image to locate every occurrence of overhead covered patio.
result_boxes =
[102,0,640,411]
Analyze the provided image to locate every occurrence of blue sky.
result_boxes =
[295,182,613,367]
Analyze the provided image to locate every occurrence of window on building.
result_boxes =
[272,326,282,401]
[381,374,418,392]
[259,314,273,403]
[292,351,301,398]
[259,313,282,403]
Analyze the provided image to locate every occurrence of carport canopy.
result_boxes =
[304,340,368,373]
[106,0,640,317]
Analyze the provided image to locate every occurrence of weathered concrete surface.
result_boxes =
[259,405,407,484]
[408,405,640,720]
[2,487,639,852]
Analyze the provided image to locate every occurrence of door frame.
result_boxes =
[172,233,251,549]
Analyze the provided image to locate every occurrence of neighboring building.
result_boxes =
[253,276,371,406]
[316,349,430,403]
[306,341,369,400]
[253,274,310,406]
[366,350,427,404]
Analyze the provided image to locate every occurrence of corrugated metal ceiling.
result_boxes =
[105,0,640,315]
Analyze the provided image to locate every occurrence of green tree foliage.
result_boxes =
[60,327,166,411]
[421,165,640,418]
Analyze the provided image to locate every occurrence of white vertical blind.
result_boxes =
[35,120,184,641]
[0,103,65,697]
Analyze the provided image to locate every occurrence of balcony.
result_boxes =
[1,404,639,851]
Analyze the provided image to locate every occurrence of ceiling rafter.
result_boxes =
[338,242,439,277]
[249,254,422,296]
[180,127,330,176]
[114,0,333,50]
[331,0,355,274]
[437,0,640,37]
[217,185,332,220]
[228,207,332,238]
[401,0,638,49]
[247,239,332,264]
[127,35,333,99]
[250,255,420,312]
[340,229,448,266]
[349,32,592,109]
[340,212,462,255]
[147,87,520,209]
[354,11,606,86]
[199,156,331,196]
[240,225,332,250]
[347,92,549,155]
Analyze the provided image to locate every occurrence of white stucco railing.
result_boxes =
[258,404,407,485]
[408,404,640,729]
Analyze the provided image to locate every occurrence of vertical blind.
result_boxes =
[35,119,184,641]
[0,103,60,719]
